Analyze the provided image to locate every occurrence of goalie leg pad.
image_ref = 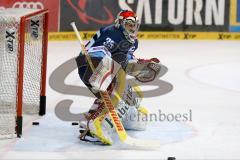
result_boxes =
[88,115,114,145]
[80,114,114,145]
[79,123,103,144]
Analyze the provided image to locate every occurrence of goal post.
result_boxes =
[0,8,49,138]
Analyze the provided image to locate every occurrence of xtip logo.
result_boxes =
[218,33,231,40]
[12,2,44,9]
[30,19,40,39]
[5,28,16,54]
[184,33,197,40]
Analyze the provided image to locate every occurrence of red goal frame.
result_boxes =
[16,9,49,137]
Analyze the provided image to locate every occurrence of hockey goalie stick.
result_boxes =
[70,22,160,149]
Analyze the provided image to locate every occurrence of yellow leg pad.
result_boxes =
[90,116,113,145]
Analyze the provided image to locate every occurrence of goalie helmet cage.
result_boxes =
[0,8,49,138]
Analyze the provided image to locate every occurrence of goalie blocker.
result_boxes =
[75,46,121,94]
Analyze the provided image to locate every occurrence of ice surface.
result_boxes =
[1,40,240,159]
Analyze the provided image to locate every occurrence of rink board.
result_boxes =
[48,31,240,41]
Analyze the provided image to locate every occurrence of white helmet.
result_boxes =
[115,10,140,43]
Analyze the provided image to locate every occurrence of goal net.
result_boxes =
[0,8,48,138]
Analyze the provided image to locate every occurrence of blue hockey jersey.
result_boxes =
[76,25,138,88]
[84,24,138,67]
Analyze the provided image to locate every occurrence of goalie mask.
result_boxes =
[115,10,140,43]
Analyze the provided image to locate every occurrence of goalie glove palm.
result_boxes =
[135,61,161,83]
[126,57,165,83]
[138,58,160,64]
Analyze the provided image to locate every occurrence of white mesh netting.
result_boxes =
[0,8,45,138]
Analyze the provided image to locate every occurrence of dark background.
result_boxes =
[60,0,230,32]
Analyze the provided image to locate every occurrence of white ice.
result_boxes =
[1,40,240,159]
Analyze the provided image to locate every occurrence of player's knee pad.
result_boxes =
[122,106,148,131]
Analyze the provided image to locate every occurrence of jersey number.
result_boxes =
[103,37,115,49]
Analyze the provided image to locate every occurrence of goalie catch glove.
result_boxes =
[138,58,160,63]
[126,58,162,83]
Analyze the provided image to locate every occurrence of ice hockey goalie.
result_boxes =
[75,10,165,145]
